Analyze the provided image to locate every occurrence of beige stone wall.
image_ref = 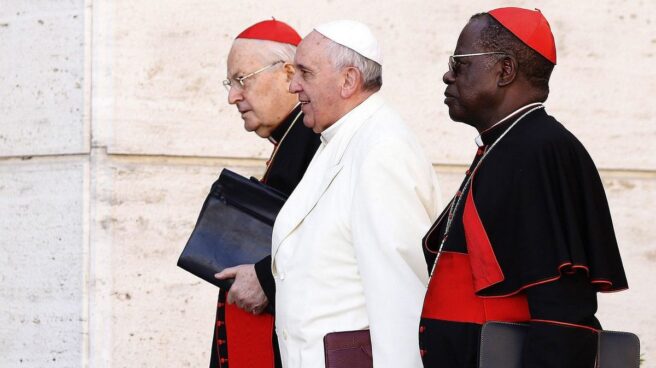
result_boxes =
[1,0,654,366]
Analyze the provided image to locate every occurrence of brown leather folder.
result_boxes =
[323,329,373,368]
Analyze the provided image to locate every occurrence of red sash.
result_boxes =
[421,252,530,324]
[422,187,529,324]
[223,296,275,367]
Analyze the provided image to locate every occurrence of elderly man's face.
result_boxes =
[443,17,502,126]
[226,41,295,138]
[289,32,344,133]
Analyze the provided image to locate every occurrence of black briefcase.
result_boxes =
[177,169,287,290]
[479,321,640,368]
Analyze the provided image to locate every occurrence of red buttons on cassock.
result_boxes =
[419,326,426,333]
[476,148,484,156]
[220,358,228,364]
[420,349,427,357]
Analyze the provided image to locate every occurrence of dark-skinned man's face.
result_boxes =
[443,17,503,128]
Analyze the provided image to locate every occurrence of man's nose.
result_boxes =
[227,86,243,104]
[288,75,301,94]
[443,70,455,85]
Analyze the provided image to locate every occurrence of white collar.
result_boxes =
[474,102,544,147]
[320,114,347,144]
[320,93,383,145]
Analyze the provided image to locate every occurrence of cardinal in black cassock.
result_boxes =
[419,8,627,368]
[209,19,320,368]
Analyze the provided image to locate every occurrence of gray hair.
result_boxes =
[232,38,297,64]
[323,38,383,92]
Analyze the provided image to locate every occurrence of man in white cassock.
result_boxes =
[271,20,441,368]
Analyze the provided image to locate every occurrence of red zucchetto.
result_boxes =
[236,18,301,46]
[488,7,557,64]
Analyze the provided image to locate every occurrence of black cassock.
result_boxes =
[209,104,320,368]
[419,108,628,368]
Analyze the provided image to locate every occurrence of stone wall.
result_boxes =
[1,0,654,366]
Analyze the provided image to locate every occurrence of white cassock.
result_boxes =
[272,93,441,368]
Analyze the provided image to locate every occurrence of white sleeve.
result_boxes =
[350,137,440,368]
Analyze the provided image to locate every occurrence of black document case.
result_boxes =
[177,169,287,290]
[479,321,640,368]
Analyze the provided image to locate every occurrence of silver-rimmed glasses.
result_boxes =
[222,60,284,92]
[448,52,507,73]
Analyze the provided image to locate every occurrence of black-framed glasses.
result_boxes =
[222,60,284,92]
[448,52,507,74]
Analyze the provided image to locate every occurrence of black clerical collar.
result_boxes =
[269,103,303,145]
[477,103,545,146]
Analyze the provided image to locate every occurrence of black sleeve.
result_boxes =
[522,271,600,368]
[254,255,276,314]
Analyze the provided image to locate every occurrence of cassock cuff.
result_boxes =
[254,255,276,314]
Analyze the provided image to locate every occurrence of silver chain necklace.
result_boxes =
[428,103,545,279]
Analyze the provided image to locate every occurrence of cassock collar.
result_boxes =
[320,93,383,145]
[269,103,302,145]
[476,103,545,147]
[320,116,346,145]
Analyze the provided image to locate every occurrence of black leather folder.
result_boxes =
[479,321,640,368]
[177,169,288,290]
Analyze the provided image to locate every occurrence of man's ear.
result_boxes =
[498,56,517,87]
[283,62,295,82]
[340,67,360,98]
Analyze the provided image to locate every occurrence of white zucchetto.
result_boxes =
[314,20,383,65]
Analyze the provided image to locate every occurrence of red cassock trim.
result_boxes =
[224,294,276,368]
[422,252,530,324]
[530,319,600,333]
[482,262,626,298]
[462,178,505,293]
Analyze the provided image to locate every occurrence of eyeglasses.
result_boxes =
[222,61,283,92]
[448,52,507,74]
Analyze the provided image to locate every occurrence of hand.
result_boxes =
[215,264,269,315]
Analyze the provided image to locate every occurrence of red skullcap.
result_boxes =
[236,18,301,46]
[488,7,557,64]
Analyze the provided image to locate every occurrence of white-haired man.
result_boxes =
[210,19,320,368]
[272,20,441,368]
